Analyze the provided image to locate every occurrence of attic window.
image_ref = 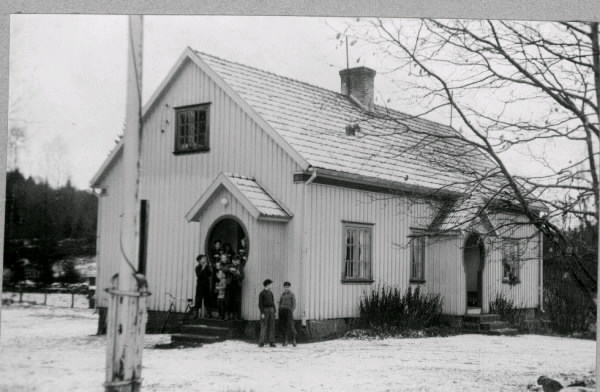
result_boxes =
[174,103,210,154]
[345,123,360,136]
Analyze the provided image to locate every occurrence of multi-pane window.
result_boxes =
[174,104,210,153]
[502,238,520,283]
[343,223,373,281]
[410,234,426,282]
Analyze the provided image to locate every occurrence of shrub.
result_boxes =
[488,293,527,329]
[544,278,594,335]
[359,285,444,330]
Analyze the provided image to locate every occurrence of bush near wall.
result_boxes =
[543,252,595,336]
[358,285,444,331]
[488,293,528,330]
[544,278,594,336]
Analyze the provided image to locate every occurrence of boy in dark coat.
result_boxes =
[194,255,212,318]
[226,255,244,320]
[278,281,297,346]
[209,261,223,317]
[258,279,276,347]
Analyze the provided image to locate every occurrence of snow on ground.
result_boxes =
[0,301,595,392]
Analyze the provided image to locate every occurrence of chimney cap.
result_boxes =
[339,66,376,77]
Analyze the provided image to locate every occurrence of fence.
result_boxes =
[2,290,92,309]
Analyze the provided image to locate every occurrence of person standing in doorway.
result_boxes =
[258,279,276,347]
[211,240,223,264]
[194,255,212,319]
[227,255,244,320]
[209,261,223,317]
[278,281,297,346]
[215,270,228,320]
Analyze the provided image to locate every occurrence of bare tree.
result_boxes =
[7,126,26,172]
[335,19,599,303]
[41,135,71,188]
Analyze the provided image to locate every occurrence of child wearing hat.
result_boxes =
[258,279,276,347]
[278,281,297,346]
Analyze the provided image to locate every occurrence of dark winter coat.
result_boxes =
[258,289,275,313]
[227,264,244,287]
[195,264,212,288]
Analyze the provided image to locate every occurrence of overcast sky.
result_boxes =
[8,15,583,189]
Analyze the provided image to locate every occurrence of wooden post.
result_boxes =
[0,45,6,336]
[44,289,47,306]
[592,20,600,392]
[71,292,75,308]
[19,289,22,303]
[104,15,147,392]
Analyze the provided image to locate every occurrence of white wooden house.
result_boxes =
[91,48,543,336]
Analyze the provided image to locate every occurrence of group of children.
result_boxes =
[194,239,298,346]
[194,239,246,320]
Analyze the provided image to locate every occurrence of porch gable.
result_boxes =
[186,173,293,223]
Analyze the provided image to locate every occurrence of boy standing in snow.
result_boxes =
[278,281,297,346]
[258,279,276,347]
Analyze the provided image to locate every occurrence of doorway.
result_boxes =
[205,216,249,264]
[464,234,484,310]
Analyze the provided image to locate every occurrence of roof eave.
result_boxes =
[305,167,463,199]
[257,215,292,222]
[89,141,123,188]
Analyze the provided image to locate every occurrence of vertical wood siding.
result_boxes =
[96,59,302,317]
[481,213,541,313]
[96,153,125,308]
[95,58,541,320]
[425,234,464,315]
[304,184,437,319]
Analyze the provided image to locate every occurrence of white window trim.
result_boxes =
[409,231,426,283]
[502,238,521,284]
[342,221,374,283]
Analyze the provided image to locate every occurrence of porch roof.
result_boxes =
[185,173,292,222]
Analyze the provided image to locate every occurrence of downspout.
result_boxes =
[538,230,544,312]
[300,168,317,327]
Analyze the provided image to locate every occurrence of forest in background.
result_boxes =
[3,169,97,285]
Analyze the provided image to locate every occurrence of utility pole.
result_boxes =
[104,15,149,392]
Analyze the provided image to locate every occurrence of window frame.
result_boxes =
[341,221,374,284]
[173,103,211,154]
[409,231,426,283]
[502,238,521,284]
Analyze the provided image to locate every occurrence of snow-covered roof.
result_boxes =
[92,48,497,196]
[226,174,291,219]
[185,173,292,222]
[195,50,497,194]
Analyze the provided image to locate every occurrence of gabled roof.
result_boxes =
[185,173,292,222]
[429,196,497,235]
[195,50,497,193]
[91,48,497,195]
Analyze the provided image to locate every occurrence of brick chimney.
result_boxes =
[339,66,376,111]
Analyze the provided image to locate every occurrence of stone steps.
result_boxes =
[171,333,224,345]
[170,318,247,347]
[463,313,501,324]
[462,313,519,336]
[180,323,233,338]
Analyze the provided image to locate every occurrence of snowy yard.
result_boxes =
[0,302,595,392]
